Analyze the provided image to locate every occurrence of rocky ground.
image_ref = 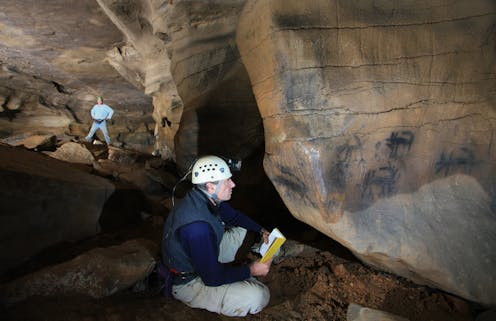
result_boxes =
[1,230,481,321]
[0,143,486,321]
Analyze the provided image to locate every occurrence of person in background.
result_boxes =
[161,155,272,317]
[85,96,114,145]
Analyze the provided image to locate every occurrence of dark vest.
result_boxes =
[161,188,225,281]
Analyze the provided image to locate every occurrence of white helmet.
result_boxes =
[191,155,232,184]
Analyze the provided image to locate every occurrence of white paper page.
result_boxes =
[259,228,283,256]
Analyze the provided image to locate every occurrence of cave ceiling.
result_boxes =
[0,0,152,143]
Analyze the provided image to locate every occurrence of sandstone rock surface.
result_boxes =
[147,0,263,169]
[46,141,95,165]
[0,239,157,305]
[0,0,153,148]
[237,0,496,305]
[1,134,57,151]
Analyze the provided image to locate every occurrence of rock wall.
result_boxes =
[96,0,264,165]
[0,0,153,149]
[96,0,181,157]
[158,0,262,169]
[237,0,496,305]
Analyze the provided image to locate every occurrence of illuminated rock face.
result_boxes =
[0,0,153,150]
[0,0,261,161]
[237,0,496,306]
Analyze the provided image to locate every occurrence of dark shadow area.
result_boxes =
[99,181,150,231]
[0,185,160,284]
[181,61,358,263]
[382,285,483,321]
[80,141,109,160]
[230,145,358,262]
[174,60,263,174]
[0,157,159,283]
[0,109,21,121]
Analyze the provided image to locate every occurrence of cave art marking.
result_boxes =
[325,192,346,223]
[434,147,476,176]
[385,130,414,159]
[273,165,316,208]
[331,136,362,189]
[361,164,399,202]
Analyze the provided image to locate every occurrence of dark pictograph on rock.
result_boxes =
[434,147,476,176]
[385,130,414,159]
[361,164,399,202]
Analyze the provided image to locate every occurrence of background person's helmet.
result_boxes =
[191,155,232,184]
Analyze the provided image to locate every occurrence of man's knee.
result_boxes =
[243,283,270,315]
[221,281,270,316]
[254,288,270,313]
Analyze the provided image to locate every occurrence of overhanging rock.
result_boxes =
[237,0,496,305]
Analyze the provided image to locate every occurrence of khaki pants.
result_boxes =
[172,227,270,316]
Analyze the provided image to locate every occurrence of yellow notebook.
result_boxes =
[260,228,286,263]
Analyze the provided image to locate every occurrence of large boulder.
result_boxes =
[46,141,95,165]
[2,134,57,151]
[237,0,496,305]
[0,239,157,305]
[0,145,115,275]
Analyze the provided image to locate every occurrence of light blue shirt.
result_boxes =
[90,104,114,120]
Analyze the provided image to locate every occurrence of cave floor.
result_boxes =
[2,216,478,321]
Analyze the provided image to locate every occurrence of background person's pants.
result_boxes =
[86,120,111,144]
[172,227,270,317]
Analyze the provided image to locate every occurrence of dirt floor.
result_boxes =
[1,214,482,321]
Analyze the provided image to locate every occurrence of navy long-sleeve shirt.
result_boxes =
[178,202,263,286]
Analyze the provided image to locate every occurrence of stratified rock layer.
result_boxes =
[0,0,153,149]
[237,0,496,305]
